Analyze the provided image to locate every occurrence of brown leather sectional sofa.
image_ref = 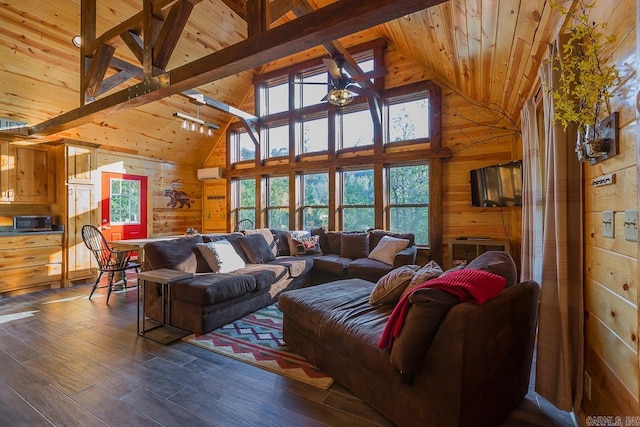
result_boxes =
[142,229,417,334]
[278,251,541,427]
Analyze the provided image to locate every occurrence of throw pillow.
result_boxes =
[340,233,369,259]
[244,228,278,256]
[197,240,246,273]
[367,235,410,265]
[286,230,311,257]
[466,251,518,287]
[400,260,443,299]
[291,235,322,256]
[369,265,420,305]
[326,231,342,254]
[238,233,277,264]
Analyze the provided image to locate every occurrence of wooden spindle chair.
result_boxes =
[81,224,140,304]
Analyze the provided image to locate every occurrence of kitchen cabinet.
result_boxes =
[1,142,56,203]
[0,233,63,295]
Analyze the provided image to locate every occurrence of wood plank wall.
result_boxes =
[582,0,639,417]
[97,150,202,236]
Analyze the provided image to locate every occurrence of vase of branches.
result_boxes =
[550,0,619,161]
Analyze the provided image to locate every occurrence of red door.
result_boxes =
[101,172,148,241]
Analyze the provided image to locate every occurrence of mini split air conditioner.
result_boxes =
[197,167,223,180]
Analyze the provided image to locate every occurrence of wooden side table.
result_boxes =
[137,268,193,344]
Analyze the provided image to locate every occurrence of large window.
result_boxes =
[265,124,289,158]
[267,176,289,230]
[230,131,255,163]
[339,108,374,149]
[387,96,429,143]
[301,173,329,229]
[388,164,429,245]
[263,81,289,116]
[233,178,256,227]
[342,169,374,231]
[301,115,328,153]
[227,42,440,246]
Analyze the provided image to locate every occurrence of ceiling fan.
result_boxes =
[301,56,387,107]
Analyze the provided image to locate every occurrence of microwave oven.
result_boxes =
[13,215,53,232]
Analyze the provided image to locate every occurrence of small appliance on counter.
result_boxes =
[13,215,53,232]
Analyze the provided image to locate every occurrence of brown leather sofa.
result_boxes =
[278,252,540,427]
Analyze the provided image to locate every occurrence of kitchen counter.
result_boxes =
[0,225,65,236]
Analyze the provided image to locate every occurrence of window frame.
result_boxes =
[340,167,375,232]
[386,163,430,246]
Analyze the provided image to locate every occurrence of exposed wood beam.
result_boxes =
[98,71,134,96]
[220,0,247,20]
[27,0,446,136]
[120,30,144,64]
[85,44,116,97]
[268,0,301,24]
[80,0,96,106]
[247,0,268,37]
[153,0,200,69]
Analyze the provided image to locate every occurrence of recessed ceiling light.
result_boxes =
[71,35,81,48]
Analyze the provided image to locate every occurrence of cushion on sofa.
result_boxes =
[326,231,342,254]
[267,256,314,278]
[400,260,443,299]
[369,229,415,251]
[271,229,291,256]
[369,265,419,305]
[144,235,210,273]
[311,227,331,254]
[197,240,246,273]
[347,257,396,282]
[286,230,311,256]
[367,235,410,265]
[238,233,277,263]
[233,263,288,291]
[170,273,257,305]
[312,254,351,276]
[243,228,279,257]
[291,235,322,256]
[340,233,369,259]
[389,288,460,376]
[466,251,518,287]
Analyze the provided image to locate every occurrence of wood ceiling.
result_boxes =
[0,0,560,166]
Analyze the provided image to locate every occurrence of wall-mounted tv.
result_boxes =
[470,160,523,207]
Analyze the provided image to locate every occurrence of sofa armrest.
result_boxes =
[392,246,417,268]
[412,280,540,425]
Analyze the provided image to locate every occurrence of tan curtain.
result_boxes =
[520,97,544,283]
[529,40,584,412]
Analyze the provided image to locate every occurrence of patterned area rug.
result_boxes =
[183,304,334,389]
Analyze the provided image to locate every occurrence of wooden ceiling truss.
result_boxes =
[5,0,446,139]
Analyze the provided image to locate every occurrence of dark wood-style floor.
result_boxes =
[0,279,576,427]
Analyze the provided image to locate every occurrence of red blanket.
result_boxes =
[377,268,507,349]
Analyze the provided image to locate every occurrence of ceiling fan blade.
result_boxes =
[320,93,329,102]
[350,66,388,82]
[347,85,368,96]
[323,58,342,79]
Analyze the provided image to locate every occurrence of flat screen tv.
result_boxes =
[470,160,523,207]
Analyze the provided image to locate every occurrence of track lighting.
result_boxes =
[173,106,219,137]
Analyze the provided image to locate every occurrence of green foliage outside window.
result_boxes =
[110,178,140,224]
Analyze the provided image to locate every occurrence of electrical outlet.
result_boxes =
[602,210,614,238]
[584,371,592,400]
[624,209,638,242]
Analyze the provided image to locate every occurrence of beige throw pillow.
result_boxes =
[367,235,410,265]
[369,265,419,305]
[197,240,246,273]
[400,260,443,299]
